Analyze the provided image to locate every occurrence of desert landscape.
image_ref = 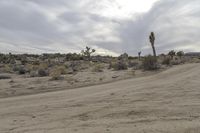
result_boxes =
[0,51,200,133]
[1,0,200,133]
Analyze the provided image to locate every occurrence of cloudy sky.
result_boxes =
[0,0,200,56]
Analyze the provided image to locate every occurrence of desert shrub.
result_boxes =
[32,61,40,65]
[20,57,28,65]
[9,58,16,64]
[99,77,103,81]
[128,56,138,60]
[39,63,49,69]
[49,67,64,80]
[56,66,68,74]
[30,71,38,77]
[18,66,26,75]
[3,64,13,73]
[0,75,11,80]
[162,57,171,65]
[142,55,158,70]
[69,61,81,72]
[92,63,104,72]
[170,60,182,65]
[117,61,128,70]
[65,53,83,61]
[50,70,61,80]
[25,64,36,72]
[109,61,128,70]
[118,53,128,61]
[13,65,20,72]
[38,69,48,77]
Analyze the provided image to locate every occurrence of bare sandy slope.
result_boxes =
[1,63,200,133]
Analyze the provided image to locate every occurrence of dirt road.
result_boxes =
[1,63,200,133]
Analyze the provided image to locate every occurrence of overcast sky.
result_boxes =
[0,0,200,56]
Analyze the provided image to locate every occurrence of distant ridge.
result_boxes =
[185,52,200,56]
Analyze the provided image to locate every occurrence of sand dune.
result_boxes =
[1,63,200,133]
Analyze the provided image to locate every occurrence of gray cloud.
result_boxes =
[0,0,200,56]
[117,0,200,55]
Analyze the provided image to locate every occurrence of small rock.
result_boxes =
[112,75,119,78]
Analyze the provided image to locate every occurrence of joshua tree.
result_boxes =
[177,51,184,59]
[138,51,141,60]
[118,53,128,61]
[149,32,156,58]
[168,50,176,59]
[81,46,95,61]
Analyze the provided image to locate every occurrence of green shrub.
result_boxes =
[162,57,171,65]
[18,66,26,74]
[0,75,11,80]
[142,55,158,70]
[38,69,48,77]
[109,61,128,70]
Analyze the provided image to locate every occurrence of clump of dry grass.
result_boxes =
[109,60,128,70]
[92,63,104,72]
[3,64,13,73]
[161,57,171,65]
[49,65,67,80]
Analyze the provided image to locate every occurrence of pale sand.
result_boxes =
[0,63,200,133]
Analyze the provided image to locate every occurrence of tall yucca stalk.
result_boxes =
[149,32,156,58]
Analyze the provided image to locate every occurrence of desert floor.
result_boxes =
[1,63,200,133]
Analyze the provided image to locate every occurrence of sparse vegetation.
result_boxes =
[142,55,158,70]
[0,47,196,82]
[38,69,48,77]
[162,57,171,65]
[0,75,11,80]
[50,68,62,80]
[18,66,26,75]
[92,63,104,72]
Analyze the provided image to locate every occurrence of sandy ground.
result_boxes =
[0,68,155,98]
[0,63,200,133]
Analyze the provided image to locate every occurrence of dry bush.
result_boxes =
[109,59,128,70]
[92,63,104,72]
[170,59,182,65]
[130,69,136,76]
[3,64,13,73]
[30,71,38,77]
[18,66,26,75]
[38,69,48,77]
[25,64,39,72]
[110,61,128,70]
[49,66,66,80]
[0,75,11,80]
[161,57,171,65]
[142,55,159,70]
[50,69,62,80]
[12,65,20,72]
[128,60,142,70]
[39,63,49,70]
[56,65,68,74]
